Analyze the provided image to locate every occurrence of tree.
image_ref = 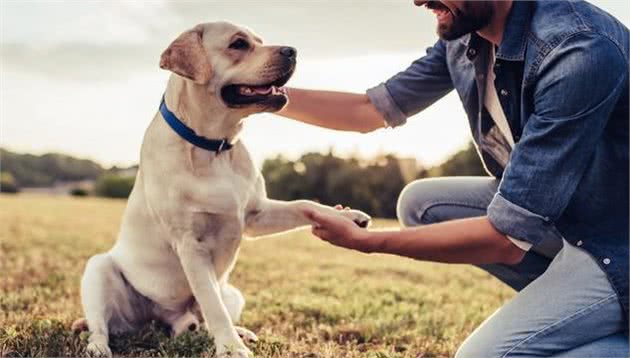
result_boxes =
[95,175,135,199]
[262,153,406,218]
[1,172,20,193]
[422,142,486,178]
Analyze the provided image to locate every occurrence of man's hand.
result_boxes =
[305,209,375,253]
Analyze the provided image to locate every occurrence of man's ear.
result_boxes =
[160,26,212,85]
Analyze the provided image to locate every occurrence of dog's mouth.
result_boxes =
[221,69,294,108]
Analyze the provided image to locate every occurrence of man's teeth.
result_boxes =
[433,8,450,20]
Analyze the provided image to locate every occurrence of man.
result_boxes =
[278,0,629,356]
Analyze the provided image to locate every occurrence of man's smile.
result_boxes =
[415,1,454,24]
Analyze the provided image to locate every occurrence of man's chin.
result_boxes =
[436,8,493,41]
[437,27,462,41]
[437,22,475,41]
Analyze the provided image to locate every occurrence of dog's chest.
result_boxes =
[195,212,243,278]
[191,145,261,210]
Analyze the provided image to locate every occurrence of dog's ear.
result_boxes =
[160,26,212,85]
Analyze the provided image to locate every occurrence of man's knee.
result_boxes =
[397,177,494,228]
[455,331,504,358]
[396,179,440,228]
[455,340,489,358]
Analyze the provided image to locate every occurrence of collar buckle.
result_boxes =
[216,139,227,154]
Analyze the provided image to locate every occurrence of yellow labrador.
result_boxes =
[73,22,370,358]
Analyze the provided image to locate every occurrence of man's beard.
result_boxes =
[435,1,494,41]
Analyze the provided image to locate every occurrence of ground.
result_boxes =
[0,194,514,357]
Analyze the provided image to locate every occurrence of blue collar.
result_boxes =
[159,95,233,154]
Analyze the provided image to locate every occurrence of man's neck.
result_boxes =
[476,0,513,46]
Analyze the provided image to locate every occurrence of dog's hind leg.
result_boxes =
[221,283,244,323]
[156,306,200,337]
[220,284,258,343]
[79,253,142,358]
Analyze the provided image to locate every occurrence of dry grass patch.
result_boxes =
[1,194,513,357]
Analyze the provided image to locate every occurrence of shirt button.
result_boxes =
[576,240,583,246]
[500,89,509,96]
[603,258,611,265]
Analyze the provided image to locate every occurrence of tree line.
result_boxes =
[0,148,135,198]
[1,148,104,187]
[261,142,485,219]
[1,143,487,218]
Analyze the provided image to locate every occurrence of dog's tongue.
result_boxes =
[253,85,272,94]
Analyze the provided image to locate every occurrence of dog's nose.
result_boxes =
[279,46,296,59]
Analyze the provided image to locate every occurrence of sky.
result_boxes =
[1,0,628,168]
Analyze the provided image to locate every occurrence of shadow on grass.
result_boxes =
[0,319,212,357]
[0,319,294,358]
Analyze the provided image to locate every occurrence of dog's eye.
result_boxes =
[229,38,250,50]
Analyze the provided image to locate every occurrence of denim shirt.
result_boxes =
[367,0,629,318]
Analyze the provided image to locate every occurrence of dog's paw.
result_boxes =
[86,342,112,358]
[235,326,258,343]
[340,209,372,228]
[214,335,252,358]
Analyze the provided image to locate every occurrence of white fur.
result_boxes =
[77,22,370,358]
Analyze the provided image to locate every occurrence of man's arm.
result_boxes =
[306,210,525,265]
[371,217,526,264]
[277,88,386,133]
[278,39,454,132]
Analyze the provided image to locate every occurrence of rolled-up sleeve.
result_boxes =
[488,193,563,245]
[366,39,453,128]
[487,33,627,246]
[366,84,408,128]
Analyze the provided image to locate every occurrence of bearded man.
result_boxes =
[278,1,629,356]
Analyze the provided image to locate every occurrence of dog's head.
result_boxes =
[160,22,296,113]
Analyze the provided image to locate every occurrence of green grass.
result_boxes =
[0,194,514,357]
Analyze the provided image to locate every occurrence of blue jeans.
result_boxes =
[397,177,628,357]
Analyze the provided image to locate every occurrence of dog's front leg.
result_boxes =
[176,239,250,358]
[245,199,371,237]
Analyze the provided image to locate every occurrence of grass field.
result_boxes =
[0,194,514,357]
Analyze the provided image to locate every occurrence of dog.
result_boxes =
[72,22,371,358]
